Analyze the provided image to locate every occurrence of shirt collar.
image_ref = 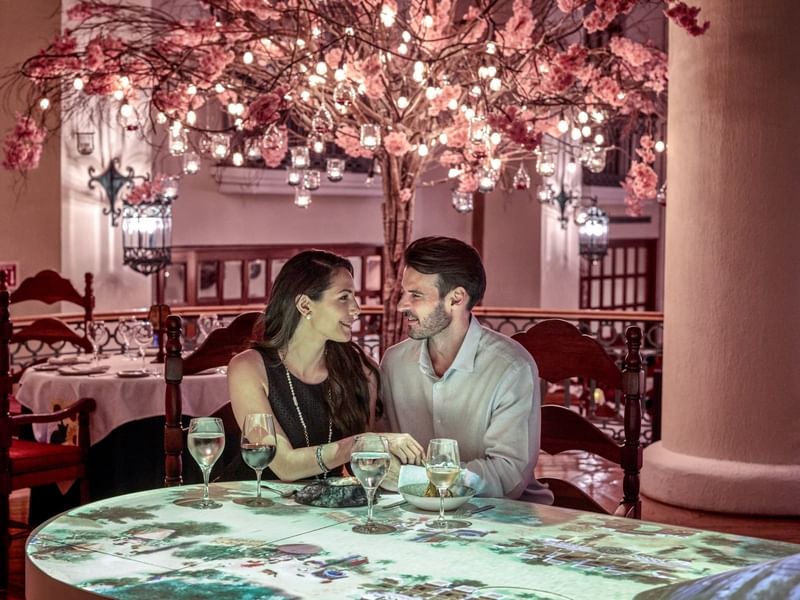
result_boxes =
[418,316,481,378]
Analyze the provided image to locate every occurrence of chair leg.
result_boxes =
[0,491,9,591]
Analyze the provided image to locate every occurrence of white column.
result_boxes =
[642,0,800,514]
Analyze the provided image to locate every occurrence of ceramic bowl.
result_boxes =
[398,483,476,512]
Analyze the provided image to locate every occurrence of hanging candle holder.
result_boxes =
[360,124,381,151]
[535,151,556,177]
[326,158,345,182]
[290,146,310,169]
[245,138,262,160]
[513,164,531,190]
[287,167,302,186]
[477,166,497,193]
[261,124,284,151]
[182,152,200,175]
[294,188,312,208]
[585,146,607,174]
[210,134,231,160]
[303,169,321,191]
[312,106,334,134]
[307,132,326,154]
[332,82,355,114]
[537,183,554,204]
[451,190,474,214]
[75,131,95,155]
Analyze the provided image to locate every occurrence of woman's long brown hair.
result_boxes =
[252,250,381,436]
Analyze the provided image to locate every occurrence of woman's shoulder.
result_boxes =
[229,348,267,376]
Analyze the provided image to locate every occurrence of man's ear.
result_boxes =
[295,294,312,317]
[448,286,468,309]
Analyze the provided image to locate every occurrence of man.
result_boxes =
[381,236,553,503]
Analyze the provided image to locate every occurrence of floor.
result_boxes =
[5,455,799,598]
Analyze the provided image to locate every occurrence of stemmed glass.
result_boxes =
[118,317,137,358]
[350,434,395,534]
[237,413,277,507]
[133,321,154,370]
[425,438,471,529]
[185,417,226,509]
[197,314,220,344]
[86,320,108,364]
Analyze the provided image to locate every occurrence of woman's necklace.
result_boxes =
[283,364,333,477]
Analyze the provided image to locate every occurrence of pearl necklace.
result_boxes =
[284,364,333,475]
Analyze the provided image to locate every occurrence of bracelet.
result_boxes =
[315,445,329,475]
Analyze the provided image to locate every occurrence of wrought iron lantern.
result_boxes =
[121,196,173,275]
[575,199,609,264]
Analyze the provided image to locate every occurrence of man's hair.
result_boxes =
[404,236,486,310]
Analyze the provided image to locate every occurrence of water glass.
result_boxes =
[133,321,154,370]
[86,320,108,364]
[118,317,137,358]
[186,417,226,509]
[425,438,471,529]
[351,434,395,534]
[238,413,277,507]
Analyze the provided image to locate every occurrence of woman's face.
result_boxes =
[306,268,360,343]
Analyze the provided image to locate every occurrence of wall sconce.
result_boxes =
[88,159,147,226]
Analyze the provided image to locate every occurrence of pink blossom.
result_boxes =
[590,76,624,107]
[665,2,710,36]
[457,172,478,193]
[245,92,286,128]
[126,175,168,206]
[26,32,80,80]
[324,48,343,70]
[1,114,46,172]
[428,85,460,116]
[384,131,411,157]
[609,37,653,68]
[460,6,487,44]
[556,0,586,12]
[501,0,536,51]
[438,150,462,167]
[583,0,636,33]
[635,135,656,164]
[197,46,235,83]
[444,113,469,149]
[399,188,413,204]
[621,161,658,215]
[233,0,281,20]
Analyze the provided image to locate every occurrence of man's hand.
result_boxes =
[383,432,424,465]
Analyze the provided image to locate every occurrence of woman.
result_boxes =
[228,249,421,481]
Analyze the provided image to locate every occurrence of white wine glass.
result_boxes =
[133,321,154,370]
[86,320,108,364]
[185,417,226,509]
[351,434,395,534]
[237,413,277,508]
[426,438,471,529]
[118,317,137,358]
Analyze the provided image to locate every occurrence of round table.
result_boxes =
[25,482,800,599]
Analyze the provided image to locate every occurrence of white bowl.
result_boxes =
[398,483,476,512]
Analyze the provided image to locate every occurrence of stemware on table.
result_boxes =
[236,413,277,507]
[133,321,154,370]
[425,438,472,529]
[351,434,395,534]
[86,320,108,364]
[117,317,138,358]
[183,417,226,509]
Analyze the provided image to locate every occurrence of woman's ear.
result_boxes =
[295,294,312,318]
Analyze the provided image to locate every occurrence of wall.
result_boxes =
[0,0,62,316]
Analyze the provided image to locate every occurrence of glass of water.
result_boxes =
[350,434,395,534]
[186,417,226,509]
[238,413,276,507]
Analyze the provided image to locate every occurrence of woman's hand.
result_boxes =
[383,433,424,465]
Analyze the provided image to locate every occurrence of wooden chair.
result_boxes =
[0,269,95,364]
[0,289,95,589]
[164,312,260,486]
[513,319,643,518]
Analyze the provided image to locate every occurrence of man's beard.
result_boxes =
[405,301,451,340]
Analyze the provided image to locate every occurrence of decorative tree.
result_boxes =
[1,0,708,348]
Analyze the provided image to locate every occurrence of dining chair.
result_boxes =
[512,319,644,518]
[0,269,95,370]
[0,289,95,589]
[164,312,260,486]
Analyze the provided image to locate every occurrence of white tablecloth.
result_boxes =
[17,354,230,445]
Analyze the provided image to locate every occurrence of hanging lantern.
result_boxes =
[75,131,95,155]
[294,188,312,208]
[360,124,381,150]
[261,124,284,151]
[168,127,187,156]
[182,152,200,175]
[303,169,321,191]
[326,158,345,181]
[513,164,531,190]
[287,167,302,186]
[535,151,556,177]
[537,183,554,204]
[210,134,231,160]
[307,132,326,154]
[290,145,310,168]
[477,166,497,193]
[577,203,609,264]
[451,190,474,213]
[468,115,489,144]
[121,195,173,275]
[245,138,262,160]
[585,146,607,174]
[312,106,334,134]
[333,82,355,114]
[162,176,180,200]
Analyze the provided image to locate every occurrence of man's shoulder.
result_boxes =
[477,324,538,374]
[382,336,421,366]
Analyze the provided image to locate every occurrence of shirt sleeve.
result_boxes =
[379,349,400,433]
[464,358,541,499]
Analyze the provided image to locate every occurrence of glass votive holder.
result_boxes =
[290,146,310,169]
[360,124,380,151]
[303,169,321,191]
[75,131,95,155]
[183,152,200,175]
[294,188,312,208]
[287,167,302,186]
[326,158,345,182]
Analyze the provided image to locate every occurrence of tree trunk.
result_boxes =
[380,155,414,351]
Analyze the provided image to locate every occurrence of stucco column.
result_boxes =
[642,0,800,515]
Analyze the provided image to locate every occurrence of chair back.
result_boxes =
[163,313,259,486]
[1,270,95,357]
[512,319,643,518]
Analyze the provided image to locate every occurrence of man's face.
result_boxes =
[398,267,452,340]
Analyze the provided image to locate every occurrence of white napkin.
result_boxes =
[398,464,485,494]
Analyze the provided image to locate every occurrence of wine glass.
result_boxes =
[350,434,395,534]
[425,438,471,529]
[237,413,277,507]
[86,320,108,364]
[133,321,154,370]
[117,317,137,358]
[185,417,226,509]
[197,314,219,344]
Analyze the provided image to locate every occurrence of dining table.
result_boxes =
[15,354,233,504]
[25,481,800,599]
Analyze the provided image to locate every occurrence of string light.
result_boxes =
[243,51,254,64]
[38,97,50,110]
[655,140,666,152]
[417,143,429,157]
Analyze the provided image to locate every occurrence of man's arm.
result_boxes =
[464,359,540,499]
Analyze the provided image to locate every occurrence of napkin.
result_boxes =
[398,464,485,495]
